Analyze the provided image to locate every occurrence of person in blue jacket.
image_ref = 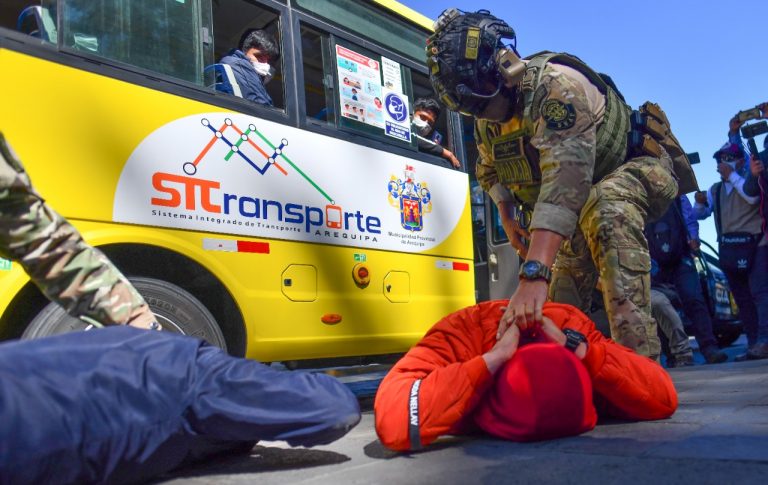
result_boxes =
[219,29,280,106]
[0,133,360,484]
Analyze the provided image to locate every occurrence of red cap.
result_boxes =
[473,342,597,441]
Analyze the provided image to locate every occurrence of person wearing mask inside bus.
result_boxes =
[412,98,461,169]
[219,29,280,107]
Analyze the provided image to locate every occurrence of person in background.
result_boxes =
[219,29,280,106]
[412,97,461,169]
[693,131,768,360]
[651,287,694,368]
[646,196,727,364]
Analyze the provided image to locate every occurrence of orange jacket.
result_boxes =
[374,301,678,451]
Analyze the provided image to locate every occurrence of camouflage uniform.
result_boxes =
[476,58,677,359]
[0,132,155,328]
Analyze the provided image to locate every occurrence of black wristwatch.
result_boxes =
[518,260,552,283]
[563,328,587,353]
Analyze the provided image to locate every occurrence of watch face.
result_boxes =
[522,261,540,277]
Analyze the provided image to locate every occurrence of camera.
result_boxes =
[741,121,768,139]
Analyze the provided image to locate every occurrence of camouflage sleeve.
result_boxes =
[474,122,513,205]
[528,66,598,236]
[0,133,156,328]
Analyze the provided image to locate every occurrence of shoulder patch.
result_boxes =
[541,99,576,131]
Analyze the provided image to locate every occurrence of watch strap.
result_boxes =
[563,328,587,353]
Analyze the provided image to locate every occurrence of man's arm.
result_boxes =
[501,66,597,331]
[727,170,760,205]
[543,303,678,421]
[0,133,156,328]
[679,196,700,248]
[692,188,714,220]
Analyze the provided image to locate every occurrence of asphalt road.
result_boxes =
[158,339,768,485]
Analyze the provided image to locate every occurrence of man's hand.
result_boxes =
[539,317,587,359]
[694,191,708,205]
[717,162,734,181]
[444,149,461,169]
[497,279,548,337]
[760,102,768,118]
[688,238,701,252]
[497,200,530,258]
[483,320,520,373]
[751,155,765,177]
[729,115,744,135]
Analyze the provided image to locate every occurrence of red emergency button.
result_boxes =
[352,263,371,288]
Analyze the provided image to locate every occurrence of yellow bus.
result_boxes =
[0,0,475,361]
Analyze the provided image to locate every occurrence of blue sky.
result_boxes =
[401,0,768,249]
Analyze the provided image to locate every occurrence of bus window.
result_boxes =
[301,24,335,125]
[411,70,456,167]
[210,0,284,110]
[55,0,214,85]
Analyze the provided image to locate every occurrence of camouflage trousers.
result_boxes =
[548,154,677,359]
[0,132,155,328]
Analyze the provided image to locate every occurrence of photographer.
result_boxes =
[694,104,768,360]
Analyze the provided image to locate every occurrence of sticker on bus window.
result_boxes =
[336,45,385,128]
[381,56,402,93]
[382,89,411,142]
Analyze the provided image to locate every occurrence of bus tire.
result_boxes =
[21,277,227,350]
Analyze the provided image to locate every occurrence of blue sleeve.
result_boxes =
[729,131,751,165]
[679,196,699,241]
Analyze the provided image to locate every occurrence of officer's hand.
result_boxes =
[694,191,708,205]
[688,239,701,252]
[717,162,734,180]
[497,201,530,258]
[498,279,548,337]
[751,156,765,177]
[483,320,520,373]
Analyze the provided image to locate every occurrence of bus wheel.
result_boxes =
[21,277,227,350]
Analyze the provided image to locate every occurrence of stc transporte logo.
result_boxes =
[149,117,382,238]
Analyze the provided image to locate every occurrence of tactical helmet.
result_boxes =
[426,8,516,116]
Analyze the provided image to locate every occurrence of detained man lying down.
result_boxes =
[374,302,677,451]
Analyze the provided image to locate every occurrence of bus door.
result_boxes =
[484,195,521,300]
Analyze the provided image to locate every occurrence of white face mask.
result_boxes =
[412,117,432,136]
[723,161,738,171]
[251,60,273,84]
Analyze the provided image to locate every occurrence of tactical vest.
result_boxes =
[475,52,632,208]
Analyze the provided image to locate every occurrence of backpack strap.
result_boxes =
[521,52,613,119]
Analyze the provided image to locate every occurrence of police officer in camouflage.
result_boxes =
[427,9,691,359]
[0,132,156,329]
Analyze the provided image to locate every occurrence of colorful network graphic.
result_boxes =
[184,118,335,204]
